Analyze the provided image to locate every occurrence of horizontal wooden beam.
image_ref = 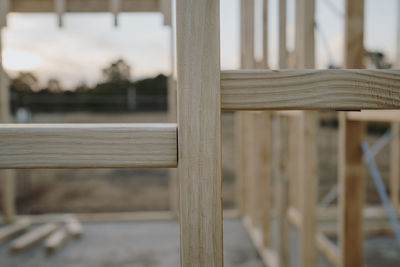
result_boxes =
[347,110,400,122]
[0,123,177,169]
[221,69,400,110]
[11,0,160,13]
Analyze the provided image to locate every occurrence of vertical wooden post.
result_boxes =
[339,1,365,267]
[279,0,287,69]
[110,0,120,27]
[298,111,317,267]
[0,2,16,222]
[295,0,317,267]
[274,115,289,267]
[338,114,365,267]
[176,0,223,265]
[54,0,66,28]
[236,0,255,216]
[397,0,400,68]
[390,122,399,213]
[262,0,268,68]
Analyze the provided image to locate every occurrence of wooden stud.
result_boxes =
[176,0,223,265]
[315,232,340,267]
[338,113,365,267]
[54,0,66,27]
[347,110,400,122]
[339,1,365,266]
[11,223,58,252]
[273,115,289,267]
[278,0,287,69]
[159,0,172,26]
[391,122,399,212]
[236,0,255,216]
[45,228,68,253]
[345,0,364,70]
[11,0,159,13]
[220,69,400,111]
[0,0,9,27]
[262,0,268,68]
[110,0,120,27]
[287,117,300,210]
[298,111,317,267]
[65,216,83,237]
[397,0,400,68]
[0,218,31,243]
[0,123,177,169]
[0,19,16,222]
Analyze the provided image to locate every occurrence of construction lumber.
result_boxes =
[0,218,31,243]
[316,232,339,267]
[65,217,83,237]
[0,123,177,169]
[11,223,58,252]
[11,0,159,13]
[347,110,400,122]
[45,228,69,253]
[220,69,400,110]
[176,0,223,265]
[243,216,278,267]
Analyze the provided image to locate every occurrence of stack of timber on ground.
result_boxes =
[0,215,82,254]
[0,0,400,266]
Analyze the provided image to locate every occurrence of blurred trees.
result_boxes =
[9,59,167,113]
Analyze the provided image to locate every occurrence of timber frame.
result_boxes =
[1,0,400,266]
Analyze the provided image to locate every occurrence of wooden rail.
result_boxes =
[0,123,177,169]
[10,0,160,13]
[221,69,400,110]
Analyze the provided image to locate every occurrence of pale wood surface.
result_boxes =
[66,217,83,237]
[338,113,365,267]
[0,218,31,243]
[11,0,160,13]
[339,1,366,266]
[176,0,223,265]
[45,228,69,253]
[278,0,287,68]
[11,223,58,252]
[221,69,400,110]
[273,115,289,267]
[242,216,278,267]
[345,0,364,69]
[236,0,255,217]
[0,24,16,221]
[391,122,400,211]
[287,117,300,210]
[316,232,339,267]
[347,110,400,122]
[159,0,171,26]
[0,123,177,169]
[298,111,318,267]
[0,0,8,27]
[55,0,65,27]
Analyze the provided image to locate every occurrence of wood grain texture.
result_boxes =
[0,123,177,169]
[221,69,400,110]
[298,111,317,267]
[11,0,160,13]
[176,0,223,265]
[338,113,365,267]
[236,0,256,217]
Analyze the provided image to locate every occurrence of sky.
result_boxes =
[1,0,399,89]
